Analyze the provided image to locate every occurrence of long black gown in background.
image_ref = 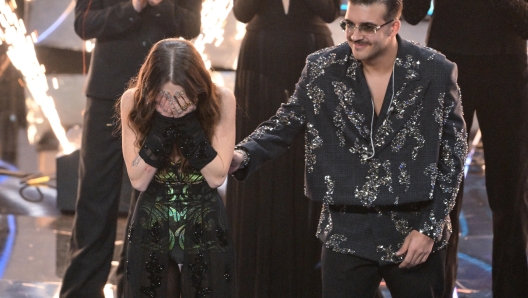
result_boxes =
[403,1,528,297]
[226,0,340,297]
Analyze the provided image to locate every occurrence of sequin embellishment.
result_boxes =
[355,160,393,206]
[325,234,355,255]
[305,123,323,173]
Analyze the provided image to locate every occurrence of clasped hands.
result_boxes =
[157,90,196,118]
[133,0,163,12]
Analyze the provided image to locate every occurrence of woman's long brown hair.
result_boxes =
[120,39,221,171]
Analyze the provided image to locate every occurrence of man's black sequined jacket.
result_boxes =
[233,36,468,263]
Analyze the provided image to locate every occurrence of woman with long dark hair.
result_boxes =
[118,38,236,297]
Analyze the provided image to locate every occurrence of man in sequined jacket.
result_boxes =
[229,0,467,297]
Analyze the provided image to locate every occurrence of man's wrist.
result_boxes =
[235,147,250,169]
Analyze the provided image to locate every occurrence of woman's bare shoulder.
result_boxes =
[215,85,235,106]
[120,88,137,110]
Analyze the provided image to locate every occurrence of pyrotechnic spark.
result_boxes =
[193,0,233,70]
[0,0,236,156]
[0,0,75,154]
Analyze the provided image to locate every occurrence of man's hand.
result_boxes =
[396,230,434,268]
[229,151,244,174]
[132,0,148,12]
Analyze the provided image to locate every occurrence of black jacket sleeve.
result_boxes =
[233,60,310,180]
[147,0,202,39]
[74,0,201,40]
[74,0,141,40]
[418,63,467,241]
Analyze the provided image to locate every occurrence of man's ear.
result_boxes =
[390,19,401,36]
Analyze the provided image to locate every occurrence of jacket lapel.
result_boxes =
[340,60,374,140]
[372,38,430,154]
[326,38,430,154]
[325,49,374,149]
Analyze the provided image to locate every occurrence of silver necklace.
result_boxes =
[366,63,395,160]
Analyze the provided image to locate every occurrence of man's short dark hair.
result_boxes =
[348,0,403,21]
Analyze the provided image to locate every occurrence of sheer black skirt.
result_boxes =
[125,171,235,298]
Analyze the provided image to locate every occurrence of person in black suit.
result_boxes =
[403,1,528,297]
[60,0,201,297]
[229,0,467,296]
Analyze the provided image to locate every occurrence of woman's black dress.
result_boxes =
[226,0,340,297]
[125,165,235,297]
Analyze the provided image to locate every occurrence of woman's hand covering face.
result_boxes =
[157,83,196,117]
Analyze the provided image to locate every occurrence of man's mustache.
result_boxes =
[349,39,371,46]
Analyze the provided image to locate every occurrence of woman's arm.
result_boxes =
[233,0,264,23]
[302,0,341,23]
[121,88,158,191]
[401,0,431,25]
[199,86,237,188]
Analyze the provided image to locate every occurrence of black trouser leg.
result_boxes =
[321,246,445,298]
[382,249,446,298]
[60,97,123,298]
[321,247,382,298]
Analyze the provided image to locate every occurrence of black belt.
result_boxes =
[329,201,431,214]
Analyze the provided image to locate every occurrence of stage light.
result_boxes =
[193,0,234,72]
[0,1,75,154]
